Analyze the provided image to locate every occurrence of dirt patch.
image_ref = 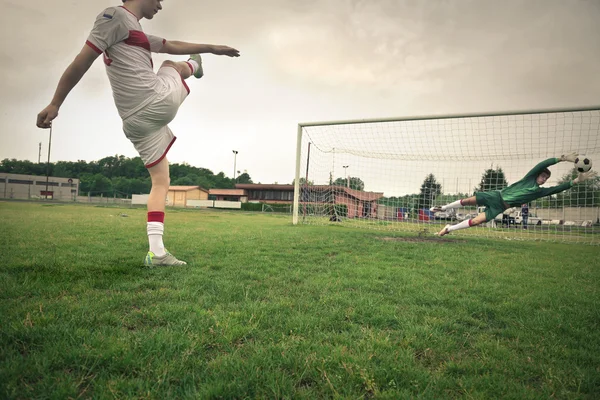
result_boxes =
[378,236,466,243]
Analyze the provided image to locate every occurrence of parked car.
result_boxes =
[456,212,478,221]
[513,211,542,225]
[434,210,457,221]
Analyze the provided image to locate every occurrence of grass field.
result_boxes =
[1,201,599,399]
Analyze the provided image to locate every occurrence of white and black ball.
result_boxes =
[575,157,592,173]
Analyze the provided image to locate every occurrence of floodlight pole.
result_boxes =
[232,150,238,181]
[343,165,349,188]
[45,125,53,199]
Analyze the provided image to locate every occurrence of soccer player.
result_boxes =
[432,153,597,236]
[521,203,529,229]
[36,0,240,266]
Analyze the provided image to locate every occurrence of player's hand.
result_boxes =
[37,105,59,129]
[212,45,240,57]
[560,152,578,163]
[573,170,597,184]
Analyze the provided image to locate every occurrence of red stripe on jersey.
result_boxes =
[103,50,113,66]
[85,40,102,54]
[145,137,177,169]
[180,76,190,95]
[125,31,151,51]
[147,211,165,223]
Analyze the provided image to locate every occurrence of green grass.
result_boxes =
[1,201,599,399]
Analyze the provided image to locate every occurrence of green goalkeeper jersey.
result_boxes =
[500,158,573,206]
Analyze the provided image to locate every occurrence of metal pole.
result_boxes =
[232,150,238,181]
[298,105,600,128]
[38,142,42,163]
[343,165,349,188]
[45,126,52,199]
[292,125,303,225]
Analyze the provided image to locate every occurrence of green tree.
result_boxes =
[292,177,314,186]
[333,177,365,191]
[172,176,196,186]
[418,174,442,209]
[236,172,253,184]
[477,165,508,192]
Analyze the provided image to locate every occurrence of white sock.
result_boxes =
[442,199,464,211]
[147,222,166,256]
[187,59,199,75]
[447,219,472,233]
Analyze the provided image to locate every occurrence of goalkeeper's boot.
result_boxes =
[144,251,187,267]
[437,224,451,237]
[430,206,443,213]
[188,54,204,79]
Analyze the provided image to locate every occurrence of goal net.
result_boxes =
[292,107,600,244]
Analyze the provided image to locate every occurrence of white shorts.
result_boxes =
[122,66,190,168]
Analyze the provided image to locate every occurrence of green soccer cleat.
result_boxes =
[188,54,204,79]
[144,251,187,267]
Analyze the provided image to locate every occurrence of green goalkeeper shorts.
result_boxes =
[476,191,508,222]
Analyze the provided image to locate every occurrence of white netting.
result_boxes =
[294,109,600,244]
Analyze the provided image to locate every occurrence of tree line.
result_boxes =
[0,155,253,197]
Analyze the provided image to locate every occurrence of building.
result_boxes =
[235,183,384,218]
[208,188,248,202]
[167,186,209,207]
[235,184,294,204]
[306,185,384,218]
[0,173,79,200]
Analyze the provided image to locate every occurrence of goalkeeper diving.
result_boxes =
[432,153,597,236]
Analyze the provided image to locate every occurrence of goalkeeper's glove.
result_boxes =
[559,152,578,163]
[573,170,597,185]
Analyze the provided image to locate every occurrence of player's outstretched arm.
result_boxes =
[559,152,578,163]
[160,41,240,57]
[36,45,100,129]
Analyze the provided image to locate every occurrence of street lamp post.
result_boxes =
[232,150,238,181]
[45,126,53,199]
[343,165,349,188]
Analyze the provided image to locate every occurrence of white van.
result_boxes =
[513,210,542,225]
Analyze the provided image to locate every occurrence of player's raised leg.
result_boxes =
[145,157,186,267]
[438,212,487,236]
[160,56,203,80]
[431,196,476,213]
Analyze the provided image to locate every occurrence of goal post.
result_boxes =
[293,106,600,244]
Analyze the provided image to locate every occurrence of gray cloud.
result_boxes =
[1,0,599,183]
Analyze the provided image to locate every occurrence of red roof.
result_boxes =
[236,184,294,190]
[169,186,209,192]
[209,189,246,195]
[235,184,383,202]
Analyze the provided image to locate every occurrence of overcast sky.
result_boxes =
[1,0,599,185]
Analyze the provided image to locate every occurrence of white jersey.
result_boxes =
[86,6,166,120]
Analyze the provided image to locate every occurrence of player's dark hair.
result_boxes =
[541,167,551,177]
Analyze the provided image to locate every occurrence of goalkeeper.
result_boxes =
[432,153,597,236]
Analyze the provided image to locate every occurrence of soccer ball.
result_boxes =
[575,156,592,173]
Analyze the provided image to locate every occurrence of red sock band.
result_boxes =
[185,61,194,74]
[468,219,473,227]
[148,211,165,223]
[460,199,464,206]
